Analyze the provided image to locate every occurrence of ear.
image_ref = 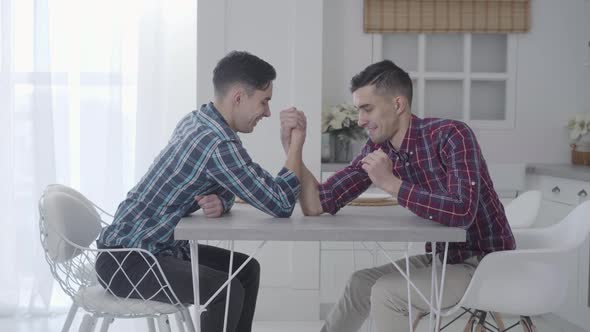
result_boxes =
[231,86,243,105]
[394,96,408,116]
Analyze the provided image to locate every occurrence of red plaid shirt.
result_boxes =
[319,115,515,264]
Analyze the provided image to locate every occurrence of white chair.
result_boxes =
[504,190,542,229]
[433,200,590,332]
[39,184,195,332]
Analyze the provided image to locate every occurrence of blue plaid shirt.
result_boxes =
[98,102,301,258]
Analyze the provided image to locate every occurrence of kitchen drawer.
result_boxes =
[538,176,590,205]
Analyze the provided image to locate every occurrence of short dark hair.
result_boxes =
[213,51,276,97]
[350,60,413,106]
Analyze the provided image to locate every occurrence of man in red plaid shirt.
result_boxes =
[281,60,515,332]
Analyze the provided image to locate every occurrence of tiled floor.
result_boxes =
[0,313,585,332]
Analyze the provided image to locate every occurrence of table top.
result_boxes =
[174,204,465,243]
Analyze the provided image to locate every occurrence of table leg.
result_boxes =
[428,242,436,331]
[189,240,201,331]
[406,243,414,332]
[222,240,235,332]
[434,242,450,332]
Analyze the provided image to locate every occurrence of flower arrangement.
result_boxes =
[321,103,367,142]
[567,113,590,142]
[568,113,590,165]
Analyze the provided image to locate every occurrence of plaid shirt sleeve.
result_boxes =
[216,188,235,214]
[182,188,234,217]
[397,123,481,229]
[183,200,200,216]
[206,140,301,218]
[319,149,372,215]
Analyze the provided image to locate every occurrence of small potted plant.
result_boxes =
[321,103,367,163]
[567,113,590,165]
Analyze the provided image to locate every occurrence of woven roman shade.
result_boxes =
[364,0,530,33]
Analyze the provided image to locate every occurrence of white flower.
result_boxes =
[322,103,359,132]
[567,113,590,142]
[321,103,367,141]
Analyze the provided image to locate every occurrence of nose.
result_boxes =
[264,107,271,117]
[358,111,368,128]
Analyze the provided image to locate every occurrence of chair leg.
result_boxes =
[464,310,487,332]
[157,315,172,332]
[146,317,156,332]
[181,308,196,332]
[61,303,79,332]
[174,312,186,332]
[475,311,487,332]
[520,316,537,332]
[78,314,98,332]
[490,312,505,331]
[99,317,114,332]
[412,311,429,331]
[463,315,478,332]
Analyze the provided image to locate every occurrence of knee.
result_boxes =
[235,253,260,280]
[370,277,405,309]
[345,269,373,294]
[247,257,261,278]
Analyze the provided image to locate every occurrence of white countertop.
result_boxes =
[526,163,590,182]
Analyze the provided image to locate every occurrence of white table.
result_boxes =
[175,204,466,332]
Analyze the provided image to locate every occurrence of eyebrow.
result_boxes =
[357,104,372,110]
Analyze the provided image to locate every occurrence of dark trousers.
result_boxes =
[95,244,260,332]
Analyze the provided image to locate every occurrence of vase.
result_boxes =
[572,136,590,165]
[329,133,352,163]
[321,133,332,162]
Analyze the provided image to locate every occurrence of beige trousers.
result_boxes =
[321,254,479,332]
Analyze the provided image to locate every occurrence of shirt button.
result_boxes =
[471,181,476,186]
[405,162,410,166]
[429,216,433,219]
[409,151,413,155]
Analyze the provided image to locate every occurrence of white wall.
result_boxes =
[322,0,373,109]
[323,0,590,164]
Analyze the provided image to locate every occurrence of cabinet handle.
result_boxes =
[552,186,561,194]
[578,189,588,197]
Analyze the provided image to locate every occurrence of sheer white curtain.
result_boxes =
[0,0,196,315]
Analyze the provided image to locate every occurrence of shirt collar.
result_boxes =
[198,102,241,143]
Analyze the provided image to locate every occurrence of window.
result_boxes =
[1,0,140,191]
[374,33,517,129]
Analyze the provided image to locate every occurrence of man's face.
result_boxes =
[353,85,399,144]
[234,82,273,133]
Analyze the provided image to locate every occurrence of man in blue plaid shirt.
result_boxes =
[96,51,307,332]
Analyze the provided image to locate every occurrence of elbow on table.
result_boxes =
[270,204,296,218]
[450,208,477,229]
[302,205,323,216]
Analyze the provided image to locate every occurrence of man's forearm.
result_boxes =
[284,143,303,186]
[299,164,323,216]
[382,175,403,197]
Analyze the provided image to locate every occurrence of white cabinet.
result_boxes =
[526,174,590,329]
